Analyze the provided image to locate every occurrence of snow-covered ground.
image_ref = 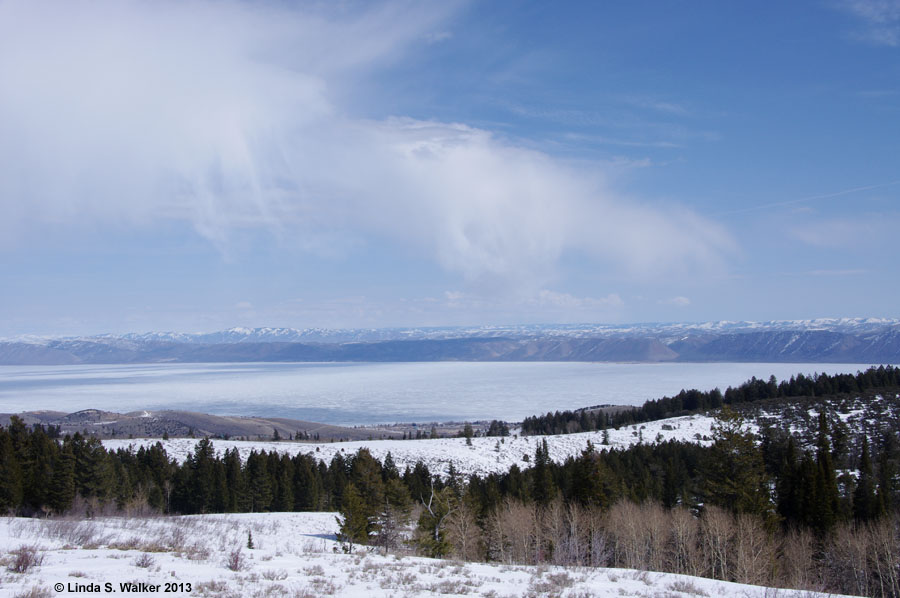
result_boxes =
[0,512,857,598]
[104,414,717,478]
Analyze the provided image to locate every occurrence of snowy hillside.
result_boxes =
[104,414,719,479]
[0,512,858,598]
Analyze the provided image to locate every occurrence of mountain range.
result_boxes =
[1,318,899,365]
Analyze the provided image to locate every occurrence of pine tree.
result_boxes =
[703,407,772,518]
[0,429,23,513]
[382,452,399,481]
[23,426,56,512]
[74,436,114,507]
[813,411,839,533]
[853,436,877,522]
[292,456,321,511]
[415,485,455,557]
[462,422,474,446]
[338,482,372,550]
[223,448,248,512]
[349,448,385,519]
[245,451,273,512]
[273,455,294,511]
[185,438,218,513]
[776,437,801,522]
[531,439,556,505]
[876,432,898,514]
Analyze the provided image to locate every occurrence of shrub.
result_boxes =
[13,586,52,598]
[225,548,245,572]
[133,553,155,568]
[8,545,45,574]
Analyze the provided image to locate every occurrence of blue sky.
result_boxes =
[1,0,898,336]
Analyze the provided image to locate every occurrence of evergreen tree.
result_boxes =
[0,429,23,513]
[338,482,373,550]
[531,439,556,505]
[273,455,294,511]
[702,407,772,518]
[876,431,898,514]
[223,448,248,512]
[245,451,273,512]
[382,452,399,482]
[184,438,218,513]
[416,485,455,557]
[813,412,840,533]
[462,422,474,446]
[570,447,616,508]
[23,426,56,512]
[293,456,321,511]
[350,449,384,500]
[74,436,114,507]
[852,436,877,521]
[112,459,133,511]
[776,437,801,523]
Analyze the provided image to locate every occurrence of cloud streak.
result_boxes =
[839,0,900,46]
[0,0,734,291]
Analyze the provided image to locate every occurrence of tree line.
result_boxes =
[521,365,900,435]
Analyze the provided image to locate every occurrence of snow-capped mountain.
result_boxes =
[1,318,898,365]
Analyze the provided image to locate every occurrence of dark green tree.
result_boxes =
[853,436,878,522]
[702,407,772,518]
[813,412,840,533]
[0,429,23,513]
[245,451,273,512]
[531,439,556,506]
[338,482,373,550]
[416,485,455,557]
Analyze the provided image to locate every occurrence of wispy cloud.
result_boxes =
[658,296,691,307]
[0,0,734,293]
[529,290,624,310]
[438,289,626,324]
[424,31,453,44]
[839,0,900,46]
[808,269,868,276]
[790,213,900,247]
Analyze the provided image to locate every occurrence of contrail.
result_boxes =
[722,180,900,215]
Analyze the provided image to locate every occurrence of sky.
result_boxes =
[1,0,899,336]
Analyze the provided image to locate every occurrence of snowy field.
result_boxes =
[104,414,719,478]
[0,512,858,598]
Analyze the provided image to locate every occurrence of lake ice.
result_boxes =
[0,361,876,425]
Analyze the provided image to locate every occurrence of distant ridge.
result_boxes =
[1,318,898,365]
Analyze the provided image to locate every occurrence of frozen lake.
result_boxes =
[0,361,875,425]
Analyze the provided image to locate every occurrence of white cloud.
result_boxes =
[0,0,734,291]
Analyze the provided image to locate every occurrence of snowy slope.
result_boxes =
[104,414,719,479]
[0,512,858,598]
